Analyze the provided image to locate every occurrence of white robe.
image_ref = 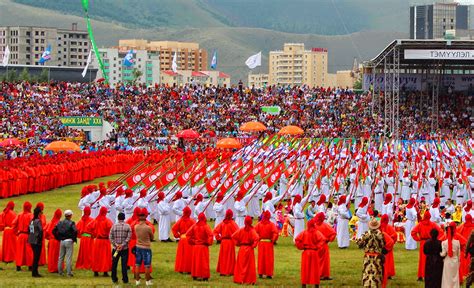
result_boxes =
[336,203,351,248]
[385,176,395,196]
[172,198,186,222]
[356,205,369,239]
[401,177,411,201]
[213,201,225,228]
[262,194,285,224]
[99,194,116,223]
[382,202,394,223]
[374,180,384,212]
[122,196,136,220]
[429,207,442,224]
[157,200,172,241]
[405,206,417,250]
[440,178,452,205]
[234,194,252,228]
[440,239,460,288]
[292,202,305,240]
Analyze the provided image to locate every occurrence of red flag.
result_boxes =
[304,163,316,179]
[284,162,297,178]
[266,163,285,187]
[252,162,264,177]
[260,162,275,178]
[142,167,164,187]
[206,172,221,193]
[191,166,206,186]
[239,174,255,194]
[239,159,254,178]
[156,167,177,189]
[220,176,234,194]
[125,166,151,187]
[177,166,193,187]
[206,160,219,173]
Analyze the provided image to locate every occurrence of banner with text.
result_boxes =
[59,117,103,127]
[404,49,474,60]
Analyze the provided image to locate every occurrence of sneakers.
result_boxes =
[135,280,141,286]
[146,280,153,286]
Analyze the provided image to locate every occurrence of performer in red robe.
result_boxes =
[213,209,239,276]
[313,212,336,280]
[171,206,195,274]
[186,212,213,281]
[381,229,395,288]
[35,202,47,266]
[411,210,444,281]
[459,214,474,282]
[380,214,397,283]
[45,209,62,273]
[87,206,113,276]
[254,211,279,279]
[295,218,327,287]
[0,201,17,263]
[12,201,33,270]
[75,206,93,270]
[232,216,259,285]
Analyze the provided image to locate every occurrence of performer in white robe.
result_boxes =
[88,187,102,218]
[321,173,330,197]
[212,193,226,228]
[362,175,373,199]
[122,189,137,220]
[405,198,418,250]
[156,191,173,241]
[336,195,350,248]
[440,172,453,206]
[385,170,396,196]
[454,178,467,206]
[356,197,370,239]
[374,177,384,213]
[401,171,411,202]
[171,191,185,222]
[234,191,253,228]
[429,197,442,225]
[262,191,284,224]
[114,187,126,215]
[382,193,394,223]
[426,172,437,205]
[292,194,310,240]
[316,194,327,214]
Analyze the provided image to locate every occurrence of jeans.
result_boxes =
[111,248,129,283]
[135,247,152,268]
[58,240,74,275]
[30,243,42,276]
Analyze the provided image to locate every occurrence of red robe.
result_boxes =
[295,228,326,285]
[186,221,213,279]
[458,222,474,281]
[45,215,61,273]
[0,208,17,263]
[380,223,397,279]
[411,220,444,278]
[254,219,279,277]
[12,210,33,267]
[213,219,239,276]
[232,226,259,284]
[75,215,94,270]
[314,222,336,278]
[87,214,113,272]
[172,216,196,273]
[382,231,395,288]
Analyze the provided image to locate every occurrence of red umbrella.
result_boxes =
[203,130,216,137]
[177,129,200,139]
[96,78,105,83]
[0,138,22,147]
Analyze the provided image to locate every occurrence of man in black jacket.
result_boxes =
[28,207,43,278]
[54,209,77,277]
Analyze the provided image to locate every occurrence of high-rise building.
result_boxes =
[268,43,329,87]
[117,39,208,71]
[0,24,90,67]
[248,73,269,88]
[93,48,160,86]
[410,1,469,39]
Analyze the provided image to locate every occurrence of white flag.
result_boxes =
[2,45,10,67]
[245,51,261,69]
[172,52,178,72]
[81,50,92,78]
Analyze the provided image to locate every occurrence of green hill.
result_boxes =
[1,0,408,82]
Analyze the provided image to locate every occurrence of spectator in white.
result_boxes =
[54,209,77,277]
[109,212,132,285]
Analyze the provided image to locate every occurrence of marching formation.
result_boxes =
[1,135,473,287]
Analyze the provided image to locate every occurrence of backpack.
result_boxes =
[52,221,68,241]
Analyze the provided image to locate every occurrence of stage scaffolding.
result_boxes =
[363,39,474,139]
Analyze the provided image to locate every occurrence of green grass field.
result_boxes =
[0,175,424,287]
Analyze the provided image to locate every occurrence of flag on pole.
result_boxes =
[2,45,10,67]
[245,51,261,69]
[210,50,217,70]
[39,45,52,64]
[172,52,178,72]
[123,50,135,67]
[81,50,92,78]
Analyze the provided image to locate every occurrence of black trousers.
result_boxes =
[111,248,129,283]
[30,243,42,276]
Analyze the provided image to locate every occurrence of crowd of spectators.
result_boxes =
[0,81,472,159]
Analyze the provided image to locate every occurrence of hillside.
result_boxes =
[13,0,414,35]
[1,0,407,82]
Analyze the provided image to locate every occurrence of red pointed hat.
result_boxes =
[359,197,369,208]
[317,194,326,205]
[384,194,392,205]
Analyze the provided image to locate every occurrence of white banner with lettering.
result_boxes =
[404,49,474,60]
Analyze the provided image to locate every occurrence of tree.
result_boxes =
[19,67,30,81]
[6,69,18,82]
[132,68,143,85]
[38,68,49,83]
[353,78,362,90]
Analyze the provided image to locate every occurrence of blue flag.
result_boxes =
[210,50,217,70]
[39,45,52,64]
[123,50,135,67]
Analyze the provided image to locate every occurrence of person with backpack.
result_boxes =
[28,207,43,278]
[53,209,77,277]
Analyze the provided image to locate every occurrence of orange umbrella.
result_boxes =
[45,141,81,152]
[0,138,22,147]
[239,121,266,132]
[216,138,242,149]
[278,125,304,135]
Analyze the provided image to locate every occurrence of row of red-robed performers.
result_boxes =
[0,150,144,199]
[0,203,154,274]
